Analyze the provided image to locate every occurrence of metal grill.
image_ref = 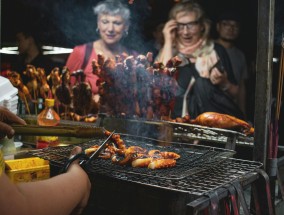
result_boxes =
[30,134,261,195]
[107,158,262,196]
[171,121,254,148]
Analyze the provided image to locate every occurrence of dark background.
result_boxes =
[1,0,259,53]
[1,0,283,55]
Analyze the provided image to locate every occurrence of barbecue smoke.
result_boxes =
[51,0,151,52]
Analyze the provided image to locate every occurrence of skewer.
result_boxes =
[23,95,31,115]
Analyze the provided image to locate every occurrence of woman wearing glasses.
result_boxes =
[156,1,244,119]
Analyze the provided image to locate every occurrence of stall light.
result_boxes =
[43,46,73,55]
[0,47,19,54]
[0,46,73,55]
[273,57,279,63]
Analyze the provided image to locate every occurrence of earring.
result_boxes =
[96,28,99,34]
[124,30,128,36]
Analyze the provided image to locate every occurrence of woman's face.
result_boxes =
[175,11,203,46]
[97,14,127,45]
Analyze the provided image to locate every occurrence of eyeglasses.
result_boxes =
[220,21,240,30]
[176,20,200,31]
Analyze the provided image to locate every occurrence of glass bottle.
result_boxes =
[37,99,60,126]
[37,99,60,148]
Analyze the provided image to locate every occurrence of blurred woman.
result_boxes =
[156,1,244,119]
[66,0,132,95]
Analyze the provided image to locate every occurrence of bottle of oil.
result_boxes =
[37,99,60,149]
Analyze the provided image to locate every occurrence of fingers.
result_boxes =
[68,146,83,165]
[210,69,227,85]
[70,146,83,157]
[0,106,27,126]
[163,20,177,39]
[0,121,15,139]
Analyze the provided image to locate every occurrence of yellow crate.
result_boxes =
[5,157,50,183]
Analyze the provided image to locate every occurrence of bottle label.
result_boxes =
[46,110,54,120]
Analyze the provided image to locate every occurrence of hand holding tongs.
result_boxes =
[62,130,115,173]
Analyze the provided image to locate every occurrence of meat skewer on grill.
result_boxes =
[84,129,181,169]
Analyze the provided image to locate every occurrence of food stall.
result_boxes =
[1,0,282,214]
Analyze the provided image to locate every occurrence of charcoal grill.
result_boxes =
[29,133,266,215]
[30,134,236,180]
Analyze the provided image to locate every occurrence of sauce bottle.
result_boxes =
[36,99,60,148]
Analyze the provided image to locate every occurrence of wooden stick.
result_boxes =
[33,89,38,114]
[23,95,31,115]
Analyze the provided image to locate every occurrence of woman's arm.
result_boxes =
[0,152,91,215]
[156,19,177,65]
[0,107,91,215]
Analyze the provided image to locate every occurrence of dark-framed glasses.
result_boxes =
[177,20,200,31]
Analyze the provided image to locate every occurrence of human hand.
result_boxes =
[68,146,91,215]
[0,106,26,139]
[162,19,177,44]
[209,67,228,86]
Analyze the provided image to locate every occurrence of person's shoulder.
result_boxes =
[72,43,92,54]
[213,42,227,52]
[213,42,231,59]
[230,46,245,56]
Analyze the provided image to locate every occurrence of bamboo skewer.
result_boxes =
[23,95,31,115]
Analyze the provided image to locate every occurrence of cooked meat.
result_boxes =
[132,157,153,168]
[190,112,254,135]
[148,159,176,169]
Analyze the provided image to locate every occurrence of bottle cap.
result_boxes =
[45,99,55,107]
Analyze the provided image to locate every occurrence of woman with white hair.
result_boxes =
[66,0,132,95]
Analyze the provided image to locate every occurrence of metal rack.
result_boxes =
[29,134,267,215]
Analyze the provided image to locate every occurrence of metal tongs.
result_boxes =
[11,124,104,138]
[62,130,115,173]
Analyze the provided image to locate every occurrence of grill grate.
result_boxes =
[29,133,262,196]
[171,122,254,147]
[96,158,262,196]
[30,134,236,180]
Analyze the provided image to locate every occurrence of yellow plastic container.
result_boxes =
[5,157,50,183]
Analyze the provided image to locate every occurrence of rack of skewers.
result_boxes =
[6,52,182,122]
[6,51,254,142]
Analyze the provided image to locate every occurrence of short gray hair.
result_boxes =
[93,0,131,26]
